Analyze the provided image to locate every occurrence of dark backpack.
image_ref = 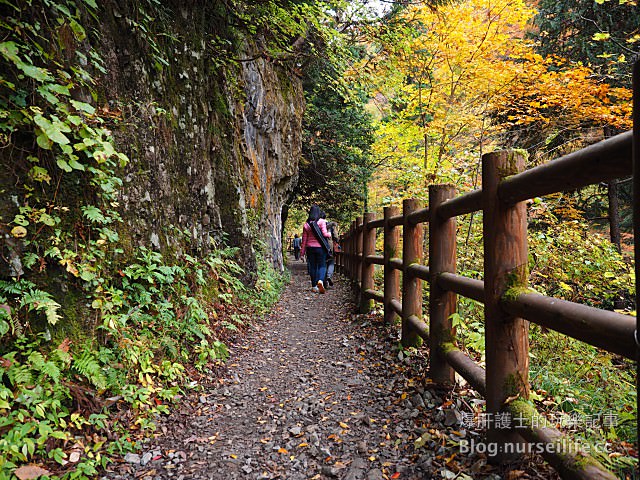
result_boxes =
[308,221,331,254]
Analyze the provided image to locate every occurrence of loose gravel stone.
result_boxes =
[101,258,560,480]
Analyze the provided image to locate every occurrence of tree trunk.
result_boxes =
[362,180,368,214]
[602,126,622,254]
[608,180,621,253]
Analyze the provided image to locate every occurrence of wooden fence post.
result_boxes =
[348,221,356,280]
[429,184,457,386]
[335,232,342,274]
[483,150,529,458]
[360,212,376,313]
[401,199,423,348]
[632,58,640,448]
[356,216,363,287]
[343,224,349,279]
[384,206,400,324]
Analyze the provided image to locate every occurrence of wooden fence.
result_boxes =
[335,62,639,480]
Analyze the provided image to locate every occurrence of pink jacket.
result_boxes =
[300,219,331,255]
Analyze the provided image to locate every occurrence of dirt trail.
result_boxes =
[102,258,557,480]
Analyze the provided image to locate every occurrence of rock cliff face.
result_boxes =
[100,3,303,277]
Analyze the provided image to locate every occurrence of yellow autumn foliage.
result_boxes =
[348,0,632,207]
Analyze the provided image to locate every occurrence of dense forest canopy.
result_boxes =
[289,0,637,222]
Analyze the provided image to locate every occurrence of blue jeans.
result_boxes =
[326,257,335,280]
[306,247,327,286]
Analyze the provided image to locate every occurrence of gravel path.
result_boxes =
[103,258,558,480]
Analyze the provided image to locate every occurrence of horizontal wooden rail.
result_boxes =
[506,400,618,480]
[438,189,482,219]
[501,292,636,360]
[368,218,384,229]
[366,254,384,265]
[437,273,484,303]
[390,298,403,316]
[388,215,404,227]
[389,258,403,271]
[499,131,633,205]
[406,263,430,281]
[407,207,430,225]
[407,314,429,340]
[364,288,384,303]
[442,345,486,396]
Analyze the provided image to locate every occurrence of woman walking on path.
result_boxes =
[292,234,302,260]
[324,220,338,286]
[300,204,332,293]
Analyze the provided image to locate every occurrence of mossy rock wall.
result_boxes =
[99,2,303,277]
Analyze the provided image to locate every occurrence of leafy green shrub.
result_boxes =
[241,240,289,314]
[0,243,247,478]
[528,218,634,310]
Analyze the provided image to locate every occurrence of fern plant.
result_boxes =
[73,350,108,391]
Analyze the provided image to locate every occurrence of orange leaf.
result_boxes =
[58,338,71,352]
[506,471,527,480]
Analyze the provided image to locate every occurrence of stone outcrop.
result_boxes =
[101,3,303,277]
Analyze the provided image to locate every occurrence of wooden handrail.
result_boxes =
[336,61,639,479]
[405,263,429,280]
[365,254,384,265]
[499,131,632,205]
[407,206,429,225]
[502,292,636,360]
[388,258,403,271]
[407,314,429,340]
[368,218,384,229]
[442,346,486,396]
[364,288,384,303]
[438,189,482,219]
[388,214,404,227]
[390,298,403,317]
[437,273,484,303]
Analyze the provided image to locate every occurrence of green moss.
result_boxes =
[211,87,230,116]
[504,371,528,397]
[502,285,536,303]
[501,263,544,303]
[571,452,610,472]
[58,300,86,340]
[497,149,529,178]
[512,148,529,161]
[440,341,457,355]
[501,264,530,301]
[507,398,538,428]
[507,400,614,476]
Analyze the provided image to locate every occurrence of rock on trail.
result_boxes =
[102,258,559,480]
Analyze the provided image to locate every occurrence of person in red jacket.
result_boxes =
[300,204,332,293]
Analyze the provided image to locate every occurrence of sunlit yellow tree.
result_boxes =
[351,0,632,206]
